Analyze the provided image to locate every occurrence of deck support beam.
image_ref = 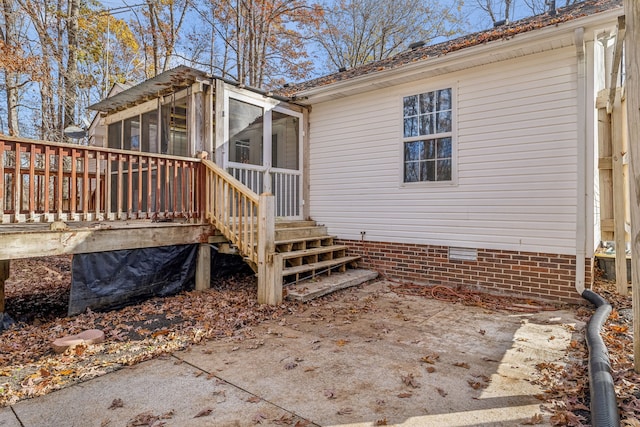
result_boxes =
[195,243,211,291]
[257,193,281,305]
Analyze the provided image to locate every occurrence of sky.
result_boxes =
[91,0,552,81]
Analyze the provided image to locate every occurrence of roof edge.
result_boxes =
[292,3,622,102]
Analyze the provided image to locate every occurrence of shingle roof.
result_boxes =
[279,0,622,98]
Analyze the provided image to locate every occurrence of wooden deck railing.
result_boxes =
[0,136,201,223]
[0,135,280,304]
[201,159,279,304]
[201,159,261,265]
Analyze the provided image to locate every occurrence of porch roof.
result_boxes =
[89,66,210,113]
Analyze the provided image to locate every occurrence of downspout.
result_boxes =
[575,27,587,295]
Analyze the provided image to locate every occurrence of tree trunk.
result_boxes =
[64,0,79,132]
[147,1,159,76]
[624,0,640,373]
[2,0,19,136]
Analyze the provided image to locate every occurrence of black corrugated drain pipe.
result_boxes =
[581,289,620,427]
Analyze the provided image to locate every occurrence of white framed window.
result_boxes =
[403,88,453,182]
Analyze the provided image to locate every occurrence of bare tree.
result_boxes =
[190,0,323,88]
[64,0,80,130]
[0,0,23,135]
[476,0,582,26]
[129,0,189,77]
[313,0,464,71]
[476,0,514,24]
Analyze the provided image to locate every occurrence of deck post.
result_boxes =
[257,193,280,304]
[0,260,9,317]
[195,243,211,291]
[612,88,629,294]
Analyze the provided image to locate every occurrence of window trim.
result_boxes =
[399,84,458,187]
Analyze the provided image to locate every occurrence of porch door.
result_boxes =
[226,93,303,219]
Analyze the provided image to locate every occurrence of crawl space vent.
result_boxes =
[449,247,478,261]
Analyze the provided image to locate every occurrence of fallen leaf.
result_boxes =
[252,412,268,423]
[272,414,294,425]
[126,410,174,426]
[420,353,440,364]
[397,392,412,398]
[467,380,484,390]
[335,339,349,347]
[401,373,420,388]
[453,362,470,369]
[108,398,124,410]
[247,396,261,403]
[521,413,544,425]
[611,325,628,333]
[294,421,311,427]
[337,407,353,415]
[375,419,388,426]
[193,408,213,418]
[324,389,336,399]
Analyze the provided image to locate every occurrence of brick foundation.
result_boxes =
[339,239,594,305]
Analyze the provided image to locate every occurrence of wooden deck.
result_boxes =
[0,136,364,309]
[0,220,215,260]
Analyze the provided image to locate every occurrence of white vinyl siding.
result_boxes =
[307,47,580,255]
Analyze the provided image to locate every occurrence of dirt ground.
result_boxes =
[1,256,639,425]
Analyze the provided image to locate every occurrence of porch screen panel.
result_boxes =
[271,111,299,170]
[161,102,188,157]
[141,110,158,153]
[108,122,122,149]
[123,117,140,151]
[229,99,263,166]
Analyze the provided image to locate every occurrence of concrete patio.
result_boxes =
[0,280,583,426]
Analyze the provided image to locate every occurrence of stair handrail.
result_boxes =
[201,159,280,304]
[200,159,261,264]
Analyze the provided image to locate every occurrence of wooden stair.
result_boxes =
[274,220,360,285]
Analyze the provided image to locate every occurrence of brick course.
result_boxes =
[338,239,593,304]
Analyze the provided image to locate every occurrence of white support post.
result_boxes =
[195,243,211,291]
[257,193,280,304]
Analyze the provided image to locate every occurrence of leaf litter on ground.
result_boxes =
[2,257,639,426]
[0,256,296,407]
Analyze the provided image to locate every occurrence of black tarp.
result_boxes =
[69,244,198,315]
[210,246,255,279]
